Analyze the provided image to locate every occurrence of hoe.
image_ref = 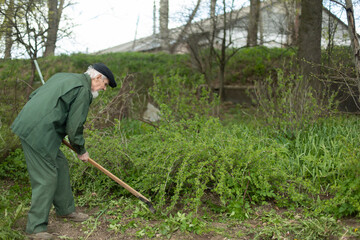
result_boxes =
[62,139,156,213]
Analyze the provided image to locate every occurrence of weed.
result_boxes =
[0,190,27,239]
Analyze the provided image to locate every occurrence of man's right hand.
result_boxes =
[78,151,89,162]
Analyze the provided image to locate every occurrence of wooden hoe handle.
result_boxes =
[62,139,155,212]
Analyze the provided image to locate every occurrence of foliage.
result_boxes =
[0,148,27,180]
[0,191,25,240]
[1,48,360,238]
[53,113,360,239]
[62,113,360,220]
[254,67,339,134]
[58,63,360,219]
[149,71,220,121]
[0,59,29,124]
[0,121,20,160]
[322,45,354,69]
[0,165,29,240]
[136,212,206,238]
[227,46,296,84]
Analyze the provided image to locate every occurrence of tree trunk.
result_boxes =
[159,0,169,52]
[219,0,227,101]
[209,0,217,85]
[284,0,300,46]
[153,0,156,35]
[259,3,264,45]
[247,0,260,47]
[4,0,14,59]
[297,0,322,81]
[293,1,301,46]
[44,0,65,57]
[210,0,217,46]
[344,0,360,80]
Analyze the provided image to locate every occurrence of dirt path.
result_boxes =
[3,176,359,240]
[16,212,234,239]
[13,205,360,240]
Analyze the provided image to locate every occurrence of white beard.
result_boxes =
[91,91,99,98]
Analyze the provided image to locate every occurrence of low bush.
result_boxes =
[254,67,339,135]
[62,113,360,219]
[60,70,360,219]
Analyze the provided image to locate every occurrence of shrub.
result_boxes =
[254,68,338,134]
[0,148,27,180]
[149,71,220,121]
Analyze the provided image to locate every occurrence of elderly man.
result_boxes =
[11,63,116,239]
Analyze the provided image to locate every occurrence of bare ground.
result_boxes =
[2,179,360,240]
[11,204,360,240]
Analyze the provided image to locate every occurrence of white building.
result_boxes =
[96,0,354,54]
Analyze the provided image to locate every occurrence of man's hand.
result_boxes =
[78,151,89,162]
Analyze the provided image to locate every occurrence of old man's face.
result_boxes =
[91,74,109,92]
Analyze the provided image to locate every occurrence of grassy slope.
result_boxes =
[1,47,359,239]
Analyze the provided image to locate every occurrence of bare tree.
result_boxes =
[344,0,360,77]
[247,0,260,47]
[169,0,202,53]
[324,0,340,62]
[0,0,48,96]
[187,0,242,101]
[330,0,360,100]
[43,0,66,57]
[344,0,360,86]
[159,0,170,52]
[1,0,72,58]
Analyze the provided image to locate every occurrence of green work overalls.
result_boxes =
[11,73,93,233]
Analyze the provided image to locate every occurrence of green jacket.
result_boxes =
[11,73,93,161]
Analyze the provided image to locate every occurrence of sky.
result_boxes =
[57,0,251,55]
[57,0,359,55]
[57,0,209,55]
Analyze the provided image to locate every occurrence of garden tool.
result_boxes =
[62,139,156,213]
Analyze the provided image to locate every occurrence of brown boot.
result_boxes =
[28,232,55,239]
[59,212,89,222]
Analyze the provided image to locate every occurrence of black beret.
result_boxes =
[92,63,117,88]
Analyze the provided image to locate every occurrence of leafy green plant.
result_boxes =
[254,67,338,134]
[0,204,25,239]
[0,189,27,240]
[0,122,21,161]
[150,71,220,122]
[227,46,296,84]
[0,148,27,181]
[137,212,206,238]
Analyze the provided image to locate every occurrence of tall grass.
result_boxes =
[59,113,360,219]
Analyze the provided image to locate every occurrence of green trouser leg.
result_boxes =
[21,140,75,234]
